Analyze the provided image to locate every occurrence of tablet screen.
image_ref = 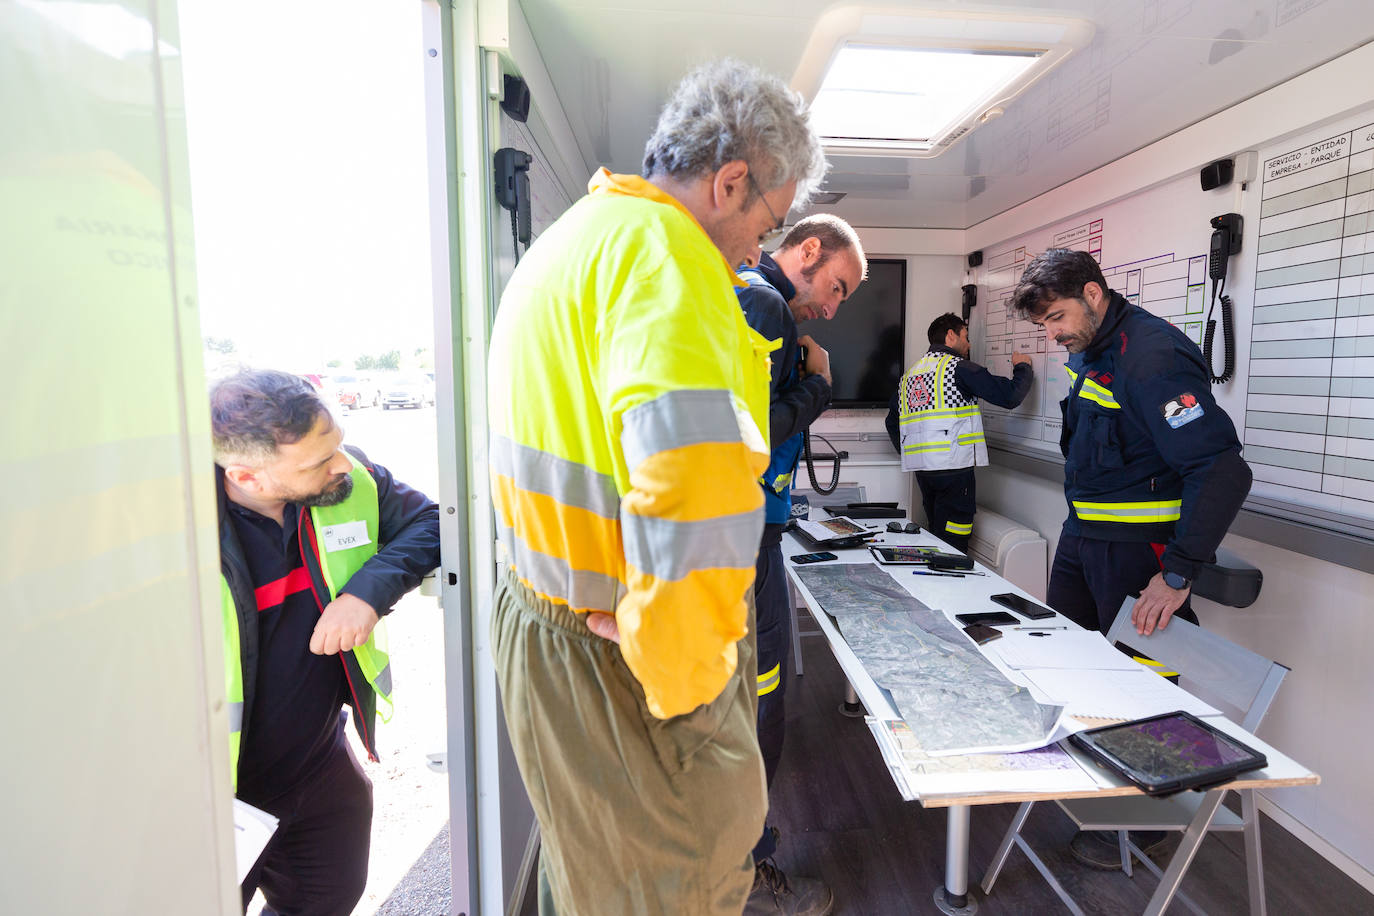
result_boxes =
[1080,713,1263,783]
[868,546,936,564]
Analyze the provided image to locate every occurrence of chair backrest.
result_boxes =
[1109,597,1289,732]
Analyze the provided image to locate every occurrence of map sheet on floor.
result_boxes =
[794,564,1065,755]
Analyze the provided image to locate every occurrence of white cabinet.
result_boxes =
[792,458,908,510]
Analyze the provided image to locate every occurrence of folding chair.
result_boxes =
[981,596,1290,915]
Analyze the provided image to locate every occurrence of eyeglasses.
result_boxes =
[747,173,789,249]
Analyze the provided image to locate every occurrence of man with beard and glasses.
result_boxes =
[211,368,439,915]
[735,213,864,916]
[1011,250,1251,868]
[487,59,826,915]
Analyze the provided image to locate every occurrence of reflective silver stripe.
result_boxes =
[621,389,739,470]
[495,524,623,611]
[621,507,763,581]
[371,664,392,696]
[227,701,243,733]
[489,434,620,518]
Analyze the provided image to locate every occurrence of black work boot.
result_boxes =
[1069,830,1170,870]
[744,858,834,916]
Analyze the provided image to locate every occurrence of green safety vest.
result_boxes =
[220,452,393,789]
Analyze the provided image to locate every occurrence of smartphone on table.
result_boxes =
[962,623,1003,645]
[790,552,838,564]
[954,611,1019,627]
[989,592,1057,620]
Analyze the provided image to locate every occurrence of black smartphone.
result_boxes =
[954,611,1019,627]
[927,554,974,571]
[963,623,1003,645]
[790,552,838,564]
[989,592,1057,620]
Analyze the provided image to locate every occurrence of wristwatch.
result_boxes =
[1162,570,1191,590]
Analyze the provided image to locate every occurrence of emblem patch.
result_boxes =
[1161,392,1204,428]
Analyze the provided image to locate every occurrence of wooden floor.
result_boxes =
[762,614,1374,915]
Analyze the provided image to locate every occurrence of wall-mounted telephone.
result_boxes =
[797,344,843,494]
[1208,213,1242,281]
[961,284,977,320]
[494,147,532,262]
[1203,212,1242,384]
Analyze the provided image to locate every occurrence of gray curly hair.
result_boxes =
[642,59,827,208]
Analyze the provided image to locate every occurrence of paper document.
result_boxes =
[991,630,1147,671]
[866,718,1099,798]
[1021,667,1220,720]
[234,798,280,883]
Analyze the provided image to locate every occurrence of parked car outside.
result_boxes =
[298,372,327,392]
[382,373,436,409]
[329,373,381,410]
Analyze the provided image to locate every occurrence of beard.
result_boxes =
[1058,302,1103,353]
[295,473,354,508]
[790,285,820,322]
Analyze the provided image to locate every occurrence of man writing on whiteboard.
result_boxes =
[1011,248,1252,865]
[886,313,1033,553]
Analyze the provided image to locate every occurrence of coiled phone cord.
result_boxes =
[1202,275,1236,384]
[802,429,842,494]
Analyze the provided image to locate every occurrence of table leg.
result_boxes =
[1142,787,1227,916]
[839,682,864,718]
[934,804,978,915]
[786,575,805,677]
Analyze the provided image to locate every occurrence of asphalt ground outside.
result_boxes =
[248,403,453,915]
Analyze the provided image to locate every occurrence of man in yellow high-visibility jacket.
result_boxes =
[487,59,826,915]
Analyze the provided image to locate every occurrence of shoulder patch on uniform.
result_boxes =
[1161,392,1204,428]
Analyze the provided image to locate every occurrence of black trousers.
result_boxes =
[915,467,976,553]
[1047,533,1198,636]
[750,538,790,863]
[240,737,373,916]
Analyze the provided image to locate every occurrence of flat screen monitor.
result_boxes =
[796,257,906,408]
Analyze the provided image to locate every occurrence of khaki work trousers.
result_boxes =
[492,567,766,916]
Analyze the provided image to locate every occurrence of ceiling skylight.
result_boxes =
[792,8,1094,158]
[811,46,1040,144]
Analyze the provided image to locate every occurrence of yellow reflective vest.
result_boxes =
[220,453,392,789]
[488,169,772,719]
[896,351,988,472]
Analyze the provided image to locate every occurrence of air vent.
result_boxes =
[938,125,972,147]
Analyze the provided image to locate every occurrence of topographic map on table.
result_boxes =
[794,564,1065,755]
[867,719,1098,799]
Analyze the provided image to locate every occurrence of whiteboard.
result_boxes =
[969,103,1374,527]
[1245,112,1374,521]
